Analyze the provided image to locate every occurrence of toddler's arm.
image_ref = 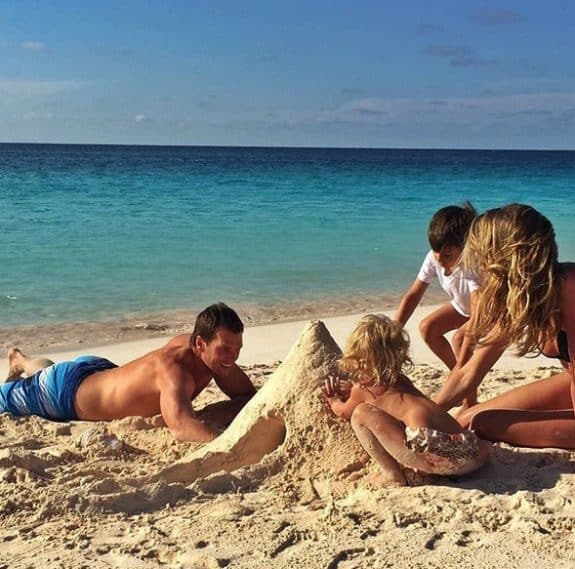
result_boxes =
[322,377,366,421]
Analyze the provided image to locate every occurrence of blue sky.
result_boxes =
[1,1,574,148]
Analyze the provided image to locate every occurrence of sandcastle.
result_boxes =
[152,320,368,489]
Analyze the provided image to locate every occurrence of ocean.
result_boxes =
[1,144,574,330]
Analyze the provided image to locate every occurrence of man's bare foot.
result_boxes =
[367,471,407,488]
[5,348,54,381]
[6,347,25,381]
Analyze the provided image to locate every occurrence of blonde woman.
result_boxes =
[322,315,489,486]
[449,204,575,448]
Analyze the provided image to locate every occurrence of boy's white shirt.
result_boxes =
[417,250,479,317]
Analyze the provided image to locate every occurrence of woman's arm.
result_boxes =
[558,264,575,409]
[433,340,506,411]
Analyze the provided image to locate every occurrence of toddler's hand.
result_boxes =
[321,375,350,400]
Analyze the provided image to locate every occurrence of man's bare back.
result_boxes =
[75,335,198,420]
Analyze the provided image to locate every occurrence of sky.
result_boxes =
[1,1,574,149]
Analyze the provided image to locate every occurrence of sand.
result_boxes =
[1,306,575,568]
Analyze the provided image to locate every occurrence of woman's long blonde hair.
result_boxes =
[339,314,413,389]
[463,203,559,356]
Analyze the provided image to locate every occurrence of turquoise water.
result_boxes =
[1,144,574,326]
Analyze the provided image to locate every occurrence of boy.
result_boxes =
[394,202,477,371]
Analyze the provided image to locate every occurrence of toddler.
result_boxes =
[323,315,489,486]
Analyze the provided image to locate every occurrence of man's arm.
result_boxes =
[213,364,257,400]
[395,279,428,327]
[157,356,218,443]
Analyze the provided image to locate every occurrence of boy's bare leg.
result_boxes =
[6,348,55,381]
[418,304,468,370]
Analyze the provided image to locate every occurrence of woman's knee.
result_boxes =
[468,409,493,437]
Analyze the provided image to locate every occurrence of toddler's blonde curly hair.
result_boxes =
[339,314,413,389]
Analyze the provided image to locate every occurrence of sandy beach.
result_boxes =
[1,305,574,568]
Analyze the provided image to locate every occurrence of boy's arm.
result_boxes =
[394,278,429,326]
[327,396,358,421]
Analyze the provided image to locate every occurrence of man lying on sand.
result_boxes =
[0,303,256,442]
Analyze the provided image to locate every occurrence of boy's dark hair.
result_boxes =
[191,302,244,342]
[428,201,477,251]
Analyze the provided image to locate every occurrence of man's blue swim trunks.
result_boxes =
[0,356,117,421]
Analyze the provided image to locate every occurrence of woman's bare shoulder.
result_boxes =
[558,263,575,300]
[558,262,575,279]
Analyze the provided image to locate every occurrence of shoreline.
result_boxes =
[0,289,450,355]
[0,303,556,377]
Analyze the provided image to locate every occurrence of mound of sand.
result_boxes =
[152,320,369,494]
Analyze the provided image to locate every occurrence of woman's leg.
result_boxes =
[470,409,575,448]
[458,370,575,448]
[458,370,572,427]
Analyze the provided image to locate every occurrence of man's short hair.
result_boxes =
[428,201,477,252]
[191,302,244,342]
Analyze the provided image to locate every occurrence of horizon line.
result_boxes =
[1,141,574,152]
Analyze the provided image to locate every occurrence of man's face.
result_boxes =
[433,245,461,273]
[196,327,243,373]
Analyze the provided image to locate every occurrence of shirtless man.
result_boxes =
[1,303,256,442]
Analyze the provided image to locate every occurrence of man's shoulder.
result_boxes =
[164,334,193,347]
[152,335,195,366]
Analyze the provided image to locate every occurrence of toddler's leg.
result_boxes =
[350,403,413,487]
[418,304,468,370]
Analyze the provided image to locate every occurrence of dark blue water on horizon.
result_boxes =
[1,143,574,327]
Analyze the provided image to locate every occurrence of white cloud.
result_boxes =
[333,92,575,123]
[22,111,54,121]
[21,41,46,51]
[0,78,86,98]
[135,114,146,122]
